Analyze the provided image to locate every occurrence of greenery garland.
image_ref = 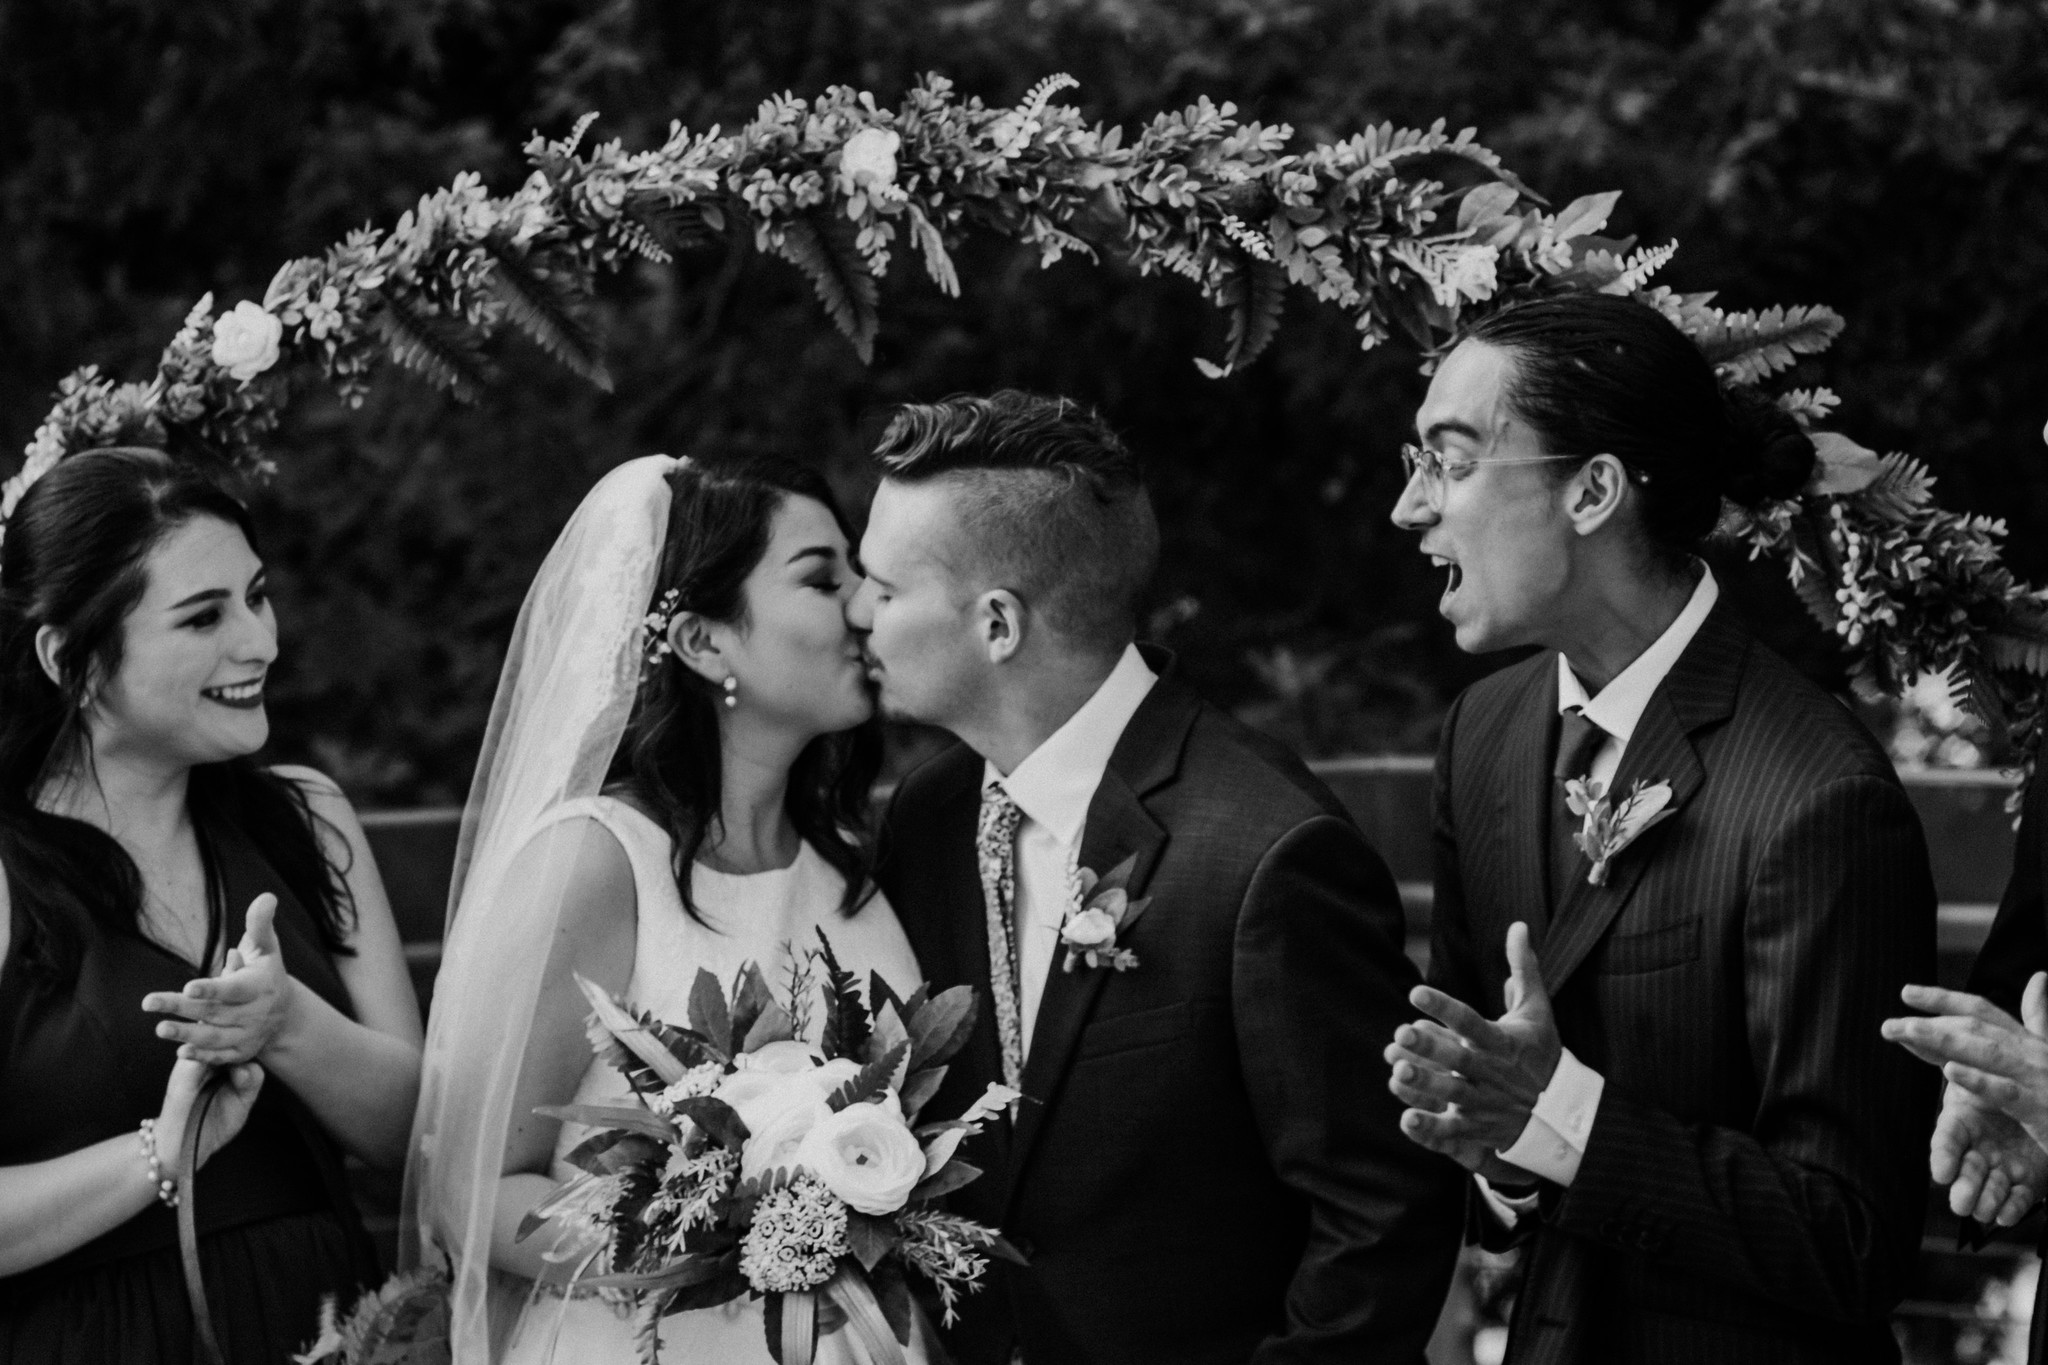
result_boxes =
[10,73,2047,770]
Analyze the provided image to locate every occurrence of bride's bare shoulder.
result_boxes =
[499,809,637,926]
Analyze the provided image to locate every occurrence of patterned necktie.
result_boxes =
[977,780,1026,1089]
[1550,707,1609,907]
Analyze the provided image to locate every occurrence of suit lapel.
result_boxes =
[1537,604,1748,994]
[1004,664,1195,1209]
[1497,664,1561,947]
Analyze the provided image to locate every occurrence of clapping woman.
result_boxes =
[0,447,422,1362]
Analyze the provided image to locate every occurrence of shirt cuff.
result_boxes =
[1475,1173,1542,1228]
[1496,1047,1605,1187]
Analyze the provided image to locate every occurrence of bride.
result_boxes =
[403,455,926,1363]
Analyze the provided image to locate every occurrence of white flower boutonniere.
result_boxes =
[1059,855,1151,973]
[1565,777,1677,886]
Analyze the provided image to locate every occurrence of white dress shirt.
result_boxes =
[984,643,1157,1057]
[1493,566,1719,1194]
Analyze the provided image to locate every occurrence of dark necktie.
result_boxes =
[1549,707,1609,909]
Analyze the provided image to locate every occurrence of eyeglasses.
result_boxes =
[1398,443,1588,507]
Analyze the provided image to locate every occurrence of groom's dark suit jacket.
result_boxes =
[1433,603,1938,1364]
[877,655,1465,1365]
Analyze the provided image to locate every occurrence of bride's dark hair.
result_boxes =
[0,447,355,990]
[608,458,882,922]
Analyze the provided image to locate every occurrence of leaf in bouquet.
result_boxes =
[565,1129,667,1177]
[574,1252,731,1294]
[577,974,688,1085]
[845,1211,901,1272]
[689,968,734,1054]
[867,970,905,1022]
[666,1263,750,1314]
[986,1232,1031,1266]
[897,1064,947,1124]
[669,1096,750,1151]
[815,928,872,1060]
[918,1126,972,1179]
[866,1259,916,1348]
[1092,854,1139,895]
[633,1294,664,1365]
[910,1159,983,1203]
[827,1041,909,1112]
[729,963,776,1051]
[520,1171,600,1242]
[864,1000,910,1071]
[907,986,978,1070]
[742,998,798,1052]
[822,1266,904,1365]
[532,1103,679,1143]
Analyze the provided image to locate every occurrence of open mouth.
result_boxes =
[201,679,266,710]
[1429,555,1463,607]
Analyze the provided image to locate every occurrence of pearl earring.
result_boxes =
[722,676,738,709]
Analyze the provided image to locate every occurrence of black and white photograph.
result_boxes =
[1,2,2046,1362]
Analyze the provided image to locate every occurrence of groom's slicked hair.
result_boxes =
[874,391,1158,652]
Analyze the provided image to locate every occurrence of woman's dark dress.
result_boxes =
[0,816,377,1363]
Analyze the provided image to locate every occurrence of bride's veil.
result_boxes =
[399,454,680,1361]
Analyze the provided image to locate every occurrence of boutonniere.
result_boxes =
[1058,854,1151,973]
[1565,778,1676,886]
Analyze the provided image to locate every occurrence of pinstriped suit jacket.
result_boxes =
[1431,603,1938,1364]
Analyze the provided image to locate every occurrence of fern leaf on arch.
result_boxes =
[369,292,495,398]
[484,244,615,392]
[774,215,880,363]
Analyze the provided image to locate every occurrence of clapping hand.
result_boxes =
[1386,921,1562,1181]
[1883,974,2048,1226]
[143,893,297,1066]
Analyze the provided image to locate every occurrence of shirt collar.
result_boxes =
[984,643,1158,847]
[1556,566,1719,744]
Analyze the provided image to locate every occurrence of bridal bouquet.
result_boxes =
[527,931,1022,1365]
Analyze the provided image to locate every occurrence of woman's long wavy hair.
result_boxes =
[608,458,882,922]
[0,447,355,991]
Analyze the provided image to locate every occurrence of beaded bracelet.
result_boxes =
[137,1118,179,1208]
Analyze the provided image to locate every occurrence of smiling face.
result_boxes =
[711,493,874,741]
[87,515,278,770]
[1390,339,1582,655]
[845,478,992,730]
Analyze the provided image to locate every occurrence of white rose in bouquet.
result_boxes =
[796,1102,925,1215]
[741,1097,833,1182]
[738,1039,826,1074]
[210,301,283,382]
[840,127,902,192]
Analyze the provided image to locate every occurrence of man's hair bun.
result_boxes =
[1720,386,1816,508]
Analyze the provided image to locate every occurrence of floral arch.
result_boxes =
[11,74,2048,770]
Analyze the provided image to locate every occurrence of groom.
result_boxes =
[849,391,1463,1365]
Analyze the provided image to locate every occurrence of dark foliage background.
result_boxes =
[3,0,2044,804]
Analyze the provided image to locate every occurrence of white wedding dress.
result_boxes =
[501,795,927,1365]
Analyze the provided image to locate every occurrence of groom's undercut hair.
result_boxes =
[874,391,1158,653]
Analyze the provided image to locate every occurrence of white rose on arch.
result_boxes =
[210,301,284,383]
[839,127,902,194]
[795,1101,926,1215]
